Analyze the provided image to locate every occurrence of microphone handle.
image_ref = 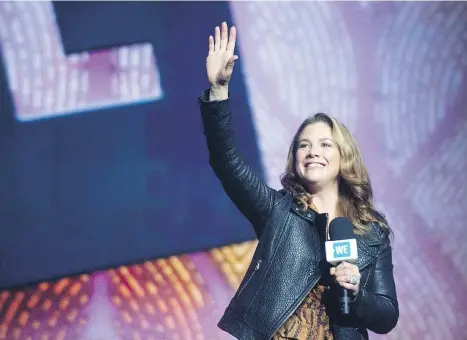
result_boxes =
[340,287,351,315]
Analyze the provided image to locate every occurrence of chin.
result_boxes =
[300,177,321,189]
[303,175,324,184]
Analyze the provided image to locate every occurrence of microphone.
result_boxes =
[325,217,358,315]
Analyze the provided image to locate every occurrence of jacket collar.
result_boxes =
[290,200,382,271]
[291,202,317,222]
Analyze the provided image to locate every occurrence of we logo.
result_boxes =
[333,241,351,258]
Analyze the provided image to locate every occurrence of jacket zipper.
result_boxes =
[266,212,329,339]
[237,259,262,297]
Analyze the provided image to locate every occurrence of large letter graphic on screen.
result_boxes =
[0,1,262,289]
[0,1,162,121]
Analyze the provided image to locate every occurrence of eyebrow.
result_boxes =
[299,138,334,143]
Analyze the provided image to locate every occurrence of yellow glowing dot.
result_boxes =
[146,282,158,295]
[79,295,89,305]
[165,315,176,329]
[47,317,57,327]
[18,311,29,326]
[122,311,132,324]
[129,300,139,312]
[67,308,78,322]
[69,282,82,296]
[26,293,40,309]
[42,299,52,312]
[59,297,70,310]
[112,296,122,306]
[38,283,49,292]
[119,285,131,298]
[140,319,149,329]
[145,303,155,315]
[156,299,168,313]
[53,278,69,295]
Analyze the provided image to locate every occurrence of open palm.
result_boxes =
[206,22,238,86]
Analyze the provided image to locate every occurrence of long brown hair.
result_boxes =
[280,113,389,235]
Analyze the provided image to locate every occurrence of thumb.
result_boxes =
[225,55,239,70]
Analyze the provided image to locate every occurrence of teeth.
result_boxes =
[307,163,324,168]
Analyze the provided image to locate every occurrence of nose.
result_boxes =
[306,144,320,158]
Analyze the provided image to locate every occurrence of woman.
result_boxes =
[198,22,398,340]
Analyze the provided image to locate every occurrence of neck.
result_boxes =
[308,183,339,219]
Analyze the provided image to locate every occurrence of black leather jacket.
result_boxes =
[198,90,399,340]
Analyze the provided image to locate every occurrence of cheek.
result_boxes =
[327,150,341,170]
[294,151,304,167]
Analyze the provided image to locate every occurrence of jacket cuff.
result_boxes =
[198,89,231,118]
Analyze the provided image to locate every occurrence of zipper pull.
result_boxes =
[255,260,262,270]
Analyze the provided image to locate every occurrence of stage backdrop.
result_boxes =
[0,1,466,339]
[0,1,262,289]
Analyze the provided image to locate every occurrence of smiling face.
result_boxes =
[281,113,376,230]
[294,122,341,191]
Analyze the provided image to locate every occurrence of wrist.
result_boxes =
[209,84,229,101]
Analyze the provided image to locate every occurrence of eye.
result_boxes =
[322,142,332,148]
[299,143,309,149]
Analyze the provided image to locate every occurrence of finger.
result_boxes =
[335,274,361,286]
[336,263,359,275]
[330,267,336,275]
[337,281,359,292]
[345,262,360,274]
[220,21,228,50]
[227,26,236,53]
[335,274,353,283]
[334,268,354,278]
[214,26,220,52]
[339,261,353,269]
[335,262,345,271]
[208,35,214,55]
[227,55,238,66]
[224,55,238,75]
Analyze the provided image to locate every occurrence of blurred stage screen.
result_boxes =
[1,1,467,340]
[0,1,261,289]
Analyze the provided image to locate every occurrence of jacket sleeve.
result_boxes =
[198,89,278,237]
[350,232,399,334]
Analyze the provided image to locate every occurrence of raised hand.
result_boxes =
[206,22,238,91]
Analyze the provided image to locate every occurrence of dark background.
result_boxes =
[0,1,263,289]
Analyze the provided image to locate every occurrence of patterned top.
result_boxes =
[272,284,333,340]
[272,202,334,340]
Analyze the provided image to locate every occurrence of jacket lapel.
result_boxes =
[355,233,382,271]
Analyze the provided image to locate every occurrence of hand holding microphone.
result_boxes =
[330,262,360,292]
[325,217,361,315]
